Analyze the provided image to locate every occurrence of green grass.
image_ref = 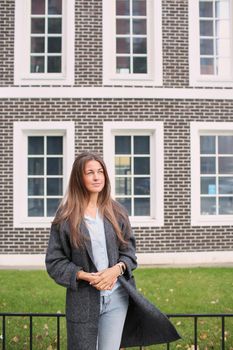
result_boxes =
[0,268,233,349]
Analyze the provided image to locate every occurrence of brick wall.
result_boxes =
[0,0,14,86]
[0,98,233,254]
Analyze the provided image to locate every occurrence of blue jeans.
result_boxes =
[97,286,129,350]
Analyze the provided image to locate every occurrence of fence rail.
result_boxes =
[1,312,233,350]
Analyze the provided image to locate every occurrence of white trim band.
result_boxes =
[0,251,232,268]
[137,251,233,266]
[0,87,233,99]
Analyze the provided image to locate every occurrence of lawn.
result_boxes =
[0,267,233,349]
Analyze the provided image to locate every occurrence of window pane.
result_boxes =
[47,198,60,216]
[48,18,62,34]
[28,136,44,155]
[31,0,45,14]
[31,56,45,73]
[133,0,146,16]
[200,136,215,154]
[216,20,230,37]
[115,136,131,154]
[47,158,63,175]
[200,20,213,36]
[134,136,149,154]
[116,19,130,34]
[133,38,147,54]
[116,57,130,74]
[216,57,231,77]
[47,178,63,195]
[115,157,131,175]
[28,178,44,196]
[200,57,214,75]
[134,157,150,174]
[28,158,44,175]
[48,0,62,14]
[134,198,150,216]
[31,18,45,34]
[116,0,130,16]
[31,37,45,53]
[218,136,233,154]
[116,198,131,215]
[133,19,147,35]
[133,57,147,73]
[216,38,230,56]
[200,157,216,174]
[48,37,62,53]
[134,177,150,195]
[28,198,44,216]
[116,38,130,54]
[47,136,63,154]
[219,197,233,214]
[199,2,213,17]
[219,177,233,194]
[219,157,233,174]
[201,177,216,194]
[48,56,62,73]
[115,177,131,195]
[200,39,214,55]
[201,197,216,215]
[215,0,229,18]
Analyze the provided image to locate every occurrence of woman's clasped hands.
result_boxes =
[77,265,120,291]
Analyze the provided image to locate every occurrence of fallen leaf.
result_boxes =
[199,332,208,340]
[11,335,20,343]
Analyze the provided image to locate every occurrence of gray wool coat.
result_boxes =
[45,215,180,350]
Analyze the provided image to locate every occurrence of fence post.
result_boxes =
[194,316,198,350]
[2,315,6,350]
[221,316,225,350]
[29,315,33,350]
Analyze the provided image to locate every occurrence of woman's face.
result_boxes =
[83,160,105,194]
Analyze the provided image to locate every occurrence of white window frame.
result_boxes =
[13,121,75,228]
[189,0,233,87]
[104,121,164,227]
[14,0,75,85]
[191,122,233,226]
[103,0,163,86]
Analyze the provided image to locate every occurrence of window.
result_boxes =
[103,0,162,86]
[191,122,233,225]
[27,135,63,217]
[189,0,233,86]
[14,0,75,85]
[104,122,164,226]
[13,122,75,227]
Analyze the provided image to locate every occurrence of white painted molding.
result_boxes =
[137,251,233,266]
[0,251,232,268]
[0,87,233,99]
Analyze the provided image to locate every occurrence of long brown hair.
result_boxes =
[53,152,128,247]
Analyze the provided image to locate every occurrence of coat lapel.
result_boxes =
[104,217,119,267]
[80,221,96,268]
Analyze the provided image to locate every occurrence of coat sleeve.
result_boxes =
[118,215,137,280]
[45,223,83,291]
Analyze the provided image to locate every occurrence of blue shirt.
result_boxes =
[84,210,120,296]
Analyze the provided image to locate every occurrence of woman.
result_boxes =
[46,152,180,350]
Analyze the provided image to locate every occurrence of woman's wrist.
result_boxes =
[76,270,87,280]
[116,262,126,276]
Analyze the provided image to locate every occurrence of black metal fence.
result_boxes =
[1,312,233,350]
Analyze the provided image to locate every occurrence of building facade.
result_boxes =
[0,0,233,267]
